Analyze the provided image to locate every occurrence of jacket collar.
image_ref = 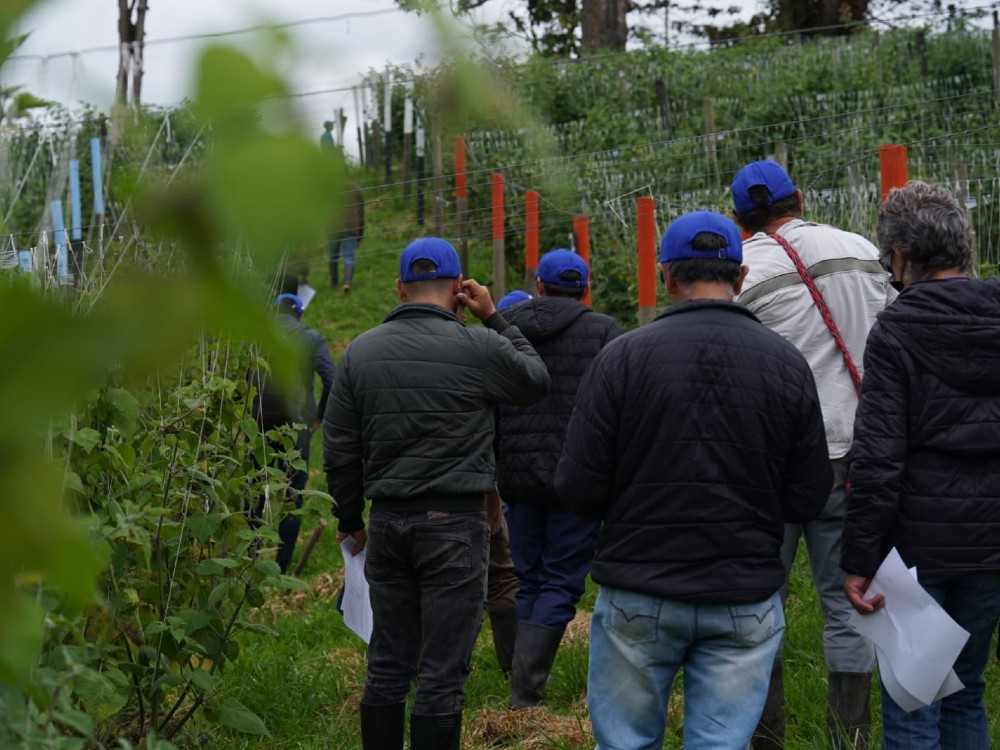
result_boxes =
[655,298,761,323]
[383,302,462,325]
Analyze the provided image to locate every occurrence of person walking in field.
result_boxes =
[730,159,894,748]
[495,248,623,708]
[323,237,549,750]
[843,181,1000,750]
[329,181,365,294]
[555,211,831,750]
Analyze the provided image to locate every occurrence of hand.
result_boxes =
[336,528,368,556]
[310,420,321,433]
[844,574,884,614]
[456,278,496,322]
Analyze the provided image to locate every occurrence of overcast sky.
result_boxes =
[0,1,766,127]
[0,0,986,145]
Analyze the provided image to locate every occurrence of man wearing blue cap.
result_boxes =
[555,211,830,750]
[731,160,894,749]
[323,237,549,750]
[249,275,336,573]
[495,248,623,708]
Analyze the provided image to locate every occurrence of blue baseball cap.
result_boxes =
[659,211,743,264]
[731,160,796,213]
[536,249,589,289]
[275,293,304,317]
[399,237,462,282]
[497,290,531,311]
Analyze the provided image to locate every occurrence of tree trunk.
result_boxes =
[581,0,627,54]
[116,0,150,108]
[131,0,149,106]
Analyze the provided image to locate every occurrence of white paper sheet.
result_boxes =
[340,537,373,644]
[849,548,969,712]
[297,283,316,310]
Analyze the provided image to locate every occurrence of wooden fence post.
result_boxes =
[879,144,908,202]
[703,98,718,178]
[383,68,392,181]
[573,215,592,307]
[403,83,413,197]
[993,11,1000,106]
[432,117,443,235]
[455,136,468,276]
[492,173,506,300]
[525,190,539,291]
[415,116,425,227]
[637,197,657,326]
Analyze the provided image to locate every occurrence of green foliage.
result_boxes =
[0,8,340,747]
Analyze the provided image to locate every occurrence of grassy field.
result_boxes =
[202,173,1000,749]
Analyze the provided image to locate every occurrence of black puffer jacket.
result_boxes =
[324,303,550,533]
[497,297,623,506]
[555,300,831,604]
[842,277,1000,578]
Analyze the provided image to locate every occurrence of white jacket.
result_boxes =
[737,219,896,459]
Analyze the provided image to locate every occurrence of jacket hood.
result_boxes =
[501,296,590,342]
[878,276,1000,394]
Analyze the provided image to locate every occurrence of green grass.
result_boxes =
[203,169,1000,749]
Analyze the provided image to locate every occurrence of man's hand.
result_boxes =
[336,528,368,556]
[844,574,884,614]
[457,278,496,321]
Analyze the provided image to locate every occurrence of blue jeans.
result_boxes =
[589,585,784,750]
[507,502,600,626]
[328,235,357,267]
[881,573,1000,750]
[362,509,489,715]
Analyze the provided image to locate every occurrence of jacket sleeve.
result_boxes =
[322,351,366,533]
[312,332,337,423]
[781,365,833,524]
[842,325,908,577]
[483,318,550,407]
[554,346,620,519]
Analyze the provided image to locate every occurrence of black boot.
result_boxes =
[752,663,785,750]
[342,263,355,294]
[360,702,405,750]
[410,712,461,750]
[510,621,565,708]
[489,607,517,676]
[827,672,872,749]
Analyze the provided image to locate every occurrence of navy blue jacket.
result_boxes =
[555,300,831,604]
[497,296,623,506]
[843,277,1000,578]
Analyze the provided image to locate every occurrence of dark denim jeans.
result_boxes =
[881,572,1000,750]
[362,509,489,715]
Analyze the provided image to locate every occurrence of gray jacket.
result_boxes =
[324,303,550,532]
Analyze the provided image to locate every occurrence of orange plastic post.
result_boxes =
[637,197,657,325]
[525,191,539,287]
[454,136,467,199]
[573,215,592,306]
[879,144,908,202]
[492,173,506,299]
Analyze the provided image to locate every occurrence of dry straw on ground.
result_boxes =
[466,705,592,749]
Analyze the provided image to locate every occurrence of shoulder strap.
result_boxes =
[769,232,863,398]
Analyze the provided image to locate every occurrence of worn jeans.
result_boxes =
[507,501,600,626]
[778,456,875,673]
[328,235,358,268]
[881,573,1000,750]
[589,585,784,750]
[362,509,489,715]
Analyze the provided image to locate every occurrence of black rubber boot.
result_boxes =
[410,712,461,750]
[827,672,872,749]
[360,702,405,750]
[489,607,517,677]
[510,621,565,708]
[752,663,785,750]
[342,263,355,294]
